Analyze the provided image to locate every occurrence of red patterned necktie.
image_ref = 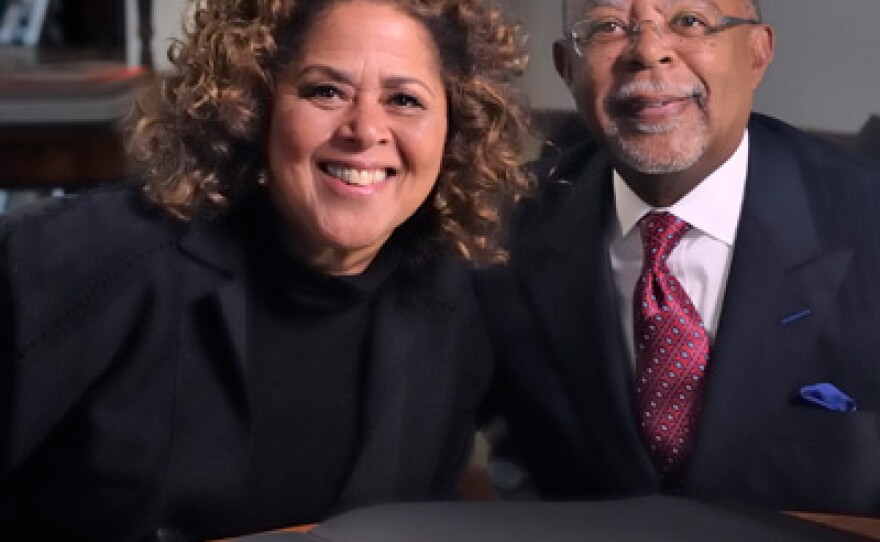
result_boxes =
[633,212,710,483]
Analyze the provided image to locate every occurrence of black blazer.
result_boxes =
[0,186,492,540]
[477,114,880,516]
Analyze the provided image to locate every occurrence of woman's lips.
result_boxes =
[319,162,397,187]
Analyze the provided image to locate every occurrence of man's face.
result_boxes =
[558,0,773,181]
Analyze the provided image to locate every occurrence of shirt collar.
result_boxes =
[612,130,749,246]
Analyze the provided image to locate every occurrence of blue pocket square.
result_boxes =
[798,383,857,412]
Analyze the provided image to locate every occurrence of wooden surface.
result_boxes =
[0,123,129,189]
[210,523,315,541]
[787,511,880,540]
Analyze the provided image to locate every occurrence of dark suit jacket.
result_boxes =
[0,186,491,540]
[477,114,880,516]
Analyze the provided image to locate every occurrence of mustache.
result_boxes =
[607,80,707,113]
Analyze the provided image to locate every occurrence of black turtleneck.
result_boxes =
[239,202,401,532]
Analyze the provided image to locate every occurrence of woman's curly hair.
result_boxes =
[128,0,533,265]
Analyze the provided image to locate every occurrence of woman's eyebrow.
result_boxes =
[295,65,437,98]
[381,77,438,99]
[295,64,353,84]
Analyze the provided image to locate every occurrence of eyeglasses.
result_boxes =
[566,12,761,57]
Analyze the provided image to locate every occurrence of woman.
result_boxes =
[0,0,530,540]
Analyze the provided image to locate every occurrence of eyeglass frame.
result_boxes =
[565,14,762,57]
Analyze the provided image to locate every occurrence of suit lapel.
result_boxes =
[688,122,852,484]
[519,149,658,489]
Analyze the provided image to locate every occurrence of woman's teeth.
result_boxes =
[323,164,391,186]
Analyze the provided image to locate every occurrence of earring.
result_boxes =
[256,171,268,187]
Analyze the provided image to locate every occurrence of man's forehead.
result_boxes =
[566,0,728,16]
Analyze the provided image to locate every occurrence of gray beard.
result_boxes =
[604,120,710,174]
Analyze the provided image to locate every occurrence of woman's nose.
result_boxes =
[337,100,389,147]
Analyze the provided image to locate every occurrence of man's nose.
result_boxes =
[625,20,675,67]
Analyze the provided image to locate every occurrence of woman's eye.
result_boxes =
[300,84,344,100]
[388,93,424,109]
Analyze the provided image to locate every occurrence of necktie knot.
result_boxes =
[639,212,690,270]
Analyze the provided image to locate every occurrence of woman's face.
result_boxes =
[267,0,448,275]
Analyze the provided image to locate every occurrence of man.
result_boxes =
[477,0,880,515]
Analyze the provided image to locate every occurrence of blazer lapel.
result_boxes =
[518,149,658,490]
[688,123,852,485]
[179,215,250,391]
[148,215,254,506]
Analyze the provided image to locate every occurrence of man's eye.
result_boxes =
[671,13,710,30]
[590,19,626,37]
[388,93,424,108]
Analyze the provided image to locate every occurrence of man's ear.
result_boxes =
[749,24,775,89]
[553,40,573,86]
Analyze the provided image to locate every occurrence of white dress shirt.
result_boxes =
[608,131,750,369]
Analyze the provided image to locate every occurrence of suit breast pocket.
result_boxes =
[771,408,879,446]
[743,408,880,513]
